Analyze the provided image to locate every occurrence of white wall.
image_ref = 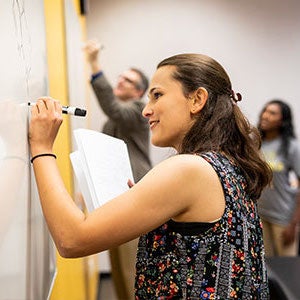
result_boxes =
[86,0,300,165]
[0,1,54,299]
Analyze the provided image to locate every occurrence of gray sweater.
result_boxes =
[91,74,152,182]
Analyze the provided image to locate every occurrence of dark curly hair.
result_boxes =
[258,99,295,158]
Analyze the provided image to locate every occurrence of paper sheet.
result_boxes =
[70,129,134,212]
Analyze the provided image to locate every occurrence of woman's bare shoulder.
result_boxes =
[152,153,215,177]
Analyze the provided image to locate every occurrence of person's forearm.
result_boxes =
[291,191,300,226]
[91,75,118,114]
[90,59,101,75]
[32,157,86,257]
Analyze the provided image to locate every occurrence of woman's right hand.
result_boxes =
[29,97,63,157]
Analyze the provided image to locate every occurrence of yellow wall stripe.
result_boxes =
[43,1,87,299]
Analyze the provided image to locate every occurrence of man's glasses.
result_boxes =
[118,75,141,90]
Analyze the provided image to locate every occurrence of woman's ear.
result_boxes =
[189,87,208,114]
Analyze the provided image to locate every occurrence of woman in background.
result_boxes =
[29,53,272,299]
[258,99,300,257]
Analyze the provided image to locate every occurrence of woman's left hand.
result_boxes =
[127,179,135,188]
[29,97,63,157]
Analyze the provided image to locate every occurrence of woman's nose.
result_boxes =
[142,103,153,118]
[261,111,269,120]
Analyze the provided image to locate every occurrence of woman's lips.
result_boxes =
[149,120,159,130]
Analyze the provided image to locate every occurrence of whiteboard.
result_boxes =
[0,1,55,299]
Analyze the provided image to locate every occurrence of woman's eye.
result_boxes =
[153,92,162,99]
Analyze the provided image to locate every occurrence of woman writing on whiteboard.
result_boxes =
[29,53,272,299]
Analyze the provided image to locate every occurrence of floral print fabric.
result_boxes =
[135,152,269,299]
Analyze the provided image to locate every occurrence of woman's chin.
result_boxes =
[151,138,171,149]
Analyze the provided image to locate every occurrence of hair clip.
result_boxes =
[231,90,242,103]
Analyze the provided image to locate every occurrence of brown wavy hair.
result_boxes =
[157,54,272,200]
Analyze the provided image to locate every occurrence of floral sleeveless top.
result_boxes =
[135,152,269,299]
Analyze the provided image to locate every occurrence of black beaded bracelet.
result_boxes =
[30,153,57,164]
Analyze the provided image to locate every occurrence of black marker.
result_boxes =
[27,102,87,117]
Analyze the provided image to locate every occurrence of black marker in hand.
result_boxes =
[27,102,87,117]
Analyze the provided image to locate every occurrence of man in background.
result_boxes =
[84,39,152,183]
[84,40,152,300]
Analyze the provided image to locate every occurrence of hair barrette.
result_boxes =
[231,90,242,103]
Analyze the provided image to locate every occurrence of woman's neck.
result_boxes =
[263,130,280,141]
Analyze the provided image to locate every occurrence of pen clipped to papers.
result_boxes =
[27,102,87,117]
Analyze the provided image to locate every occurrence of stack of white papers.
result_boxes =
[70,129,134,212]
